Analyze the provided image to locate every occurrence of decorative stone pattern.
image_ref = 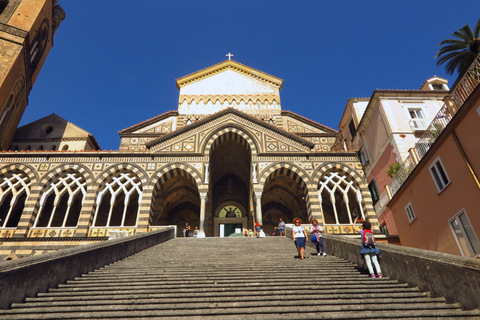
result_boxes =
[0,60,377,246]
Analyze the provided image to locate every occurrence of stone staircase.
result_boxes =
[1,237,479,319]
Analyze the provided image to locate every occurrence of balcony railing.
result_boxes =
[414,105,453,158]
[450,55,480,111]
[388,53,480,198]
[408,118,428,131]
[374,190,390,215]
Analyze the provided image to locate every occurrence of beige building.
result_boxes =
[9,113,100,152]
[387,55,480,257]
[0,60,378,258]
[0,0,65,150]
[335,77,450,237]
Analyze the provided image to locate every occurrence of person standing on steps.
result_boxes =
[193,226,199,237]
[310,219,327,257]
[254,221,261,238]
[184,223,191,238]
[353,218,382,278]
[292,218,308,260]
[278,218,285,236]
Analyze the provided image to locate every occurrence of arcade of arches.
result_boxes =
[0,132,375,239]
[0,60,378,247]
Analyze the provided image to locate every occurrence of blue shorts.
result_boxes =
[255,227,261,232]
[279,227,285,232]
[295,237,306,248]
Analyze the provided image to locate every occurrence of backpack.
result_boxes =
[363,230,375,248]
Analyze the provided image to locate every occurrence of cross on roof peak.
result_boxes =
[226,53,234,60]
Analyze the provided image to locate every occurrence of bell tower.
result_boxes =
[0,0,65,150]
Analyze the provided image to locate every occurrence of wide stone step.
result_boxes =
[70,273,368,283]
[99,262,357,270]
[38,285,425,299]
[86,265,359,275]
[59,277,397,289]
[49,281,408,293]
[23,291,430,304]
[12,296,447,309]
[73,272,363,281]
[1,303,477,319]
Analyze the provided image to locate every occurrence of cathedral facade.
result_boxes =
[0,60,377,243]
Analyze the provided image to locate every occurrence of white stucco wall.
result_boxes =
[179,70,278,96]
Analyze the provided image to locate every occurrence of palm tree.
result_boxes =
[436,18,480,75]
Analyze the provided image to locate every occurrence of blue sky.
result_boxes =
[22,1,480,150]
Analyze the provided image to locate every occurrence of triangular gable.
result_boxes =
[14,113,96,139]
[146,108,314,154]
[180,69,277,96]
[119,111,178,134]
[176,60,283,90]
[176,60,284,115]
[281,111,338,134]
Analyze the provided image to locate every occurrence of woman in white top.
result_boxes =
[292,217,308,260]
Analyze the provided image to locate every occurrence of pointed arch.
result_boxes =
[40,163,94,189]
[0,165,35,228]
[150,163,202,190]
[33,165,91,228]
[258,162,316,227]
[149,164,201,228]
[0,163,38,185]
[313,162,373,227]
[202,125,258,156]
[92,167,143,228]
[93,163,147,188]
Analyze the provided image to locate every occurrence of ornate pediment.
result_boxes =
[146,109,314,154]
[176,60,283,115]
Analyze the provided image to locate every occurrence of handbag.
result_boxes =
[310,234,317,242]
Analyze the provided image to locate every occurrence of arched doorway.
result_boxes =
[262,167,309,234]
[209,132,251,237]
[151,168,200,237]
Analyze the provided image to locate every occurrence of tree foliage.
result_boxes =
[436,18,480,75]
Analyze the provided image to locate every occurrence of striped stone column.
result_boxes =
[306,184,323,223]
[137,184,154,233]
[13,185,41,238]
[75,187,98,237]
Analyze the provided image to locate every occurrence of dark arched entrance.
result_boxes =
[262,167,309,234]
[151,169,200,237]
[209,132,251,237]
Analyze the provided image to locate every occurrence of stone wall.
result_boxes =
[0,227,175,309]
[286,227,480,310]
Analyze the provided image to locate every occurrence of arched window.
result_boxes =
[34,172,86,228]
[318,170,364,224]
[51,145,56,151]
[0,94,14,139]
[38,145,44,151]
[62,145,69,151]
[0,170,31,228]
[29,19,49,74]
[93,172,142,227]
